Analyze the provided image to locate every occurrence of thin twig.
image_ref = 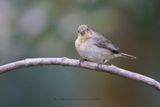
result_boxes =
[0,57,159,91]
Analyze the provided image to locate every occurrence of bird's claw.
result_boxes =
[96,63,103,70]
[79,59,87,66]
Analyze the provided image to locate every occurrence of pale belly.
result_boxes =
[76,41,113,63]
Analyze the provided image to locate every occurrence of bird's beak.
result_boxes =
[80,31,85,35]
[79,29,87,35]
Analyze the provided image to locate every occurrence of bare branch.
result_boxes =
[0,57,159,91]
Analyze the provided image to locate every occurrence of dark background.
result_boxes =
[0,0,160,107]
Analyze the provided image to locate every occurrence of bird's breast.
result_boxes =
[75,38,112,63]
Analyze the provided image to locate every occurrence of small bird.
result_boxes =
[75,24,136,64]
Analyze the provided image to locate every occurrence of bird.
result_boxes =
[75,24,136,64]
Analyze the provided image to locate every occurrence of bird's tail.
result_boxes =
[119,53,136,60]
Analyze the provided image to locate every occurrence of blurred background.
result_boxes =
[0,0,160,107]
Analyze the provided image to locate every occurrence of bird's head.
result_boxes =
[77,24,93,43]
[78,24,90,35]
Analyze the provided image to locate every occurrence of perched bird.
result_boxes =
[75,24,136,64]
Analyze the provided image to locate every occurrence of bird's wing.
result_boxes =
[93,32,119,53]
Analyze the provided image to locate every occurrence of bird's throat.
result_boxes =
[78,33,90,43]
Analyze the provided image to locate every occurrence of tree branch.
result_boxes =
[0,57,159,91]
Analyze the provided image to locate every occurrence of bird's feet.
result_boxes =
[96,63,103,70]
[79,59,87,66]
